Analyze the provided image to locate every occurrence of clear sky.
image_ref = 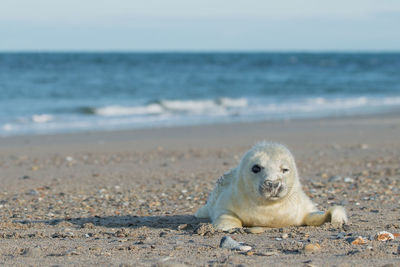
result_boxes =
[1,0,400,51]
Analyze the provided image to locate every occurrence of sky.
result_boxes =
[1,0,400,51]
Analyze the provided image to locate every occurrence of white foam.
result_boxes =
[160,99,219,113]
[2,95,400,136]
[218,97,248,108]
[32,114,53,123]
[94,104,164,116]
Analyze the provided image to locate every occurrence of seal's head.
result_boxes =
[237,142,299,202]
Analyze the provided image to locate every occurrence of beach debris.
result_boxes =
[219,236,252,252]
[257,251,279,256]
[375,231,394,242]
[328,175,342,182]
[245,227,267,234]
[177,224,188,230]
[21,247,42,257]
[359,144,369,149]
[344,177,355,183]
[304,243,321,253]
[31,165,39,171]
[194,223,215,236]
[26,189,39,196]
[347,236,367,245]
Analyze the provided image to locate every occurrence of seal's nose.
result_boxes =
[262,180,281,191]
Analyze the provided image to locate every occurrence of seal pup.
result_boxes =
[195,142,348,231]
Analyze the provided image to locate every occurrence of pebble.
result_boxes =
[245,227,266,234]
[21,247,42,257]
[304,243,321,253]
[177,224,188,230]
[219,236,252,252]
[359,144,369,149]
[26,190,39,196]
[328,176,342,182]
[257,251,279,256]
[344,177,355,183]
[194,224,215,236]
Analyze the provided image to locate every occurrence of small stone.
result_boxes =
[359,144,369,149]
[245,227,266,234]
[281,233,289,239]
[82,223,95,229]
[375,231,394,241]
[257,251,278,256]
[21,247,42,257]
[344,177,355,183]
[304,243,321,253]
[31,165,39,171]
[154,261,187,267]
[21,175,31,179]
[219,236,252,252]
[328,176,342,183]
[27,190,39,196]
[194,223,215,236]
[177,224,188,230]
[342,224,350,231]
[336,232,345,239]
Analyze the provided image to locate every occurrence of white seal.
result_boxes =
[195,142,348,231]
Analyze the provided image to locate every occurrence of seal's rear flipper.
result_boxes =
[329,205,348,226]
[304,206,348,226]
[304,211,327,226]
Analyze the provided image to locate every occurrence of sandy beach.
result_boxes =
[1,114,400,266]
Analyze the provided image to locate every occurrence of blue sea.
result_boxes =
[1,52,400,136]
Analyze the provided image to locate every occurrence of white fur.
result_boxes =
[195,142,348,231]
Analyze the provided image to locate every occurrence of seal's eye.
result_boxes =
[281,167,290,174]
[251,164,262,173]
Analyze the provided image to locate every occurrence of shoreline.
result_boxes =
[2,109,400,146]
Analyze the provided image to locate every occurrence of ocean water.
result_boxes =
[0,52,400,136]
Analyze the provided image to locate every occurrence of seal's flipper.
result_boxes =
[195,205,209,219]
[304,206,347,226]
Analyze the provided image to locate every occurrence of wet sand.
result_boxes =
[0,114,400,266]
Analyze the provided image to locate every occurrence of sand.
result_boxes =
[0,114,400,266]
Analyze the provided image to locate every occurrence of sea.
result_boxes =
[0,52,400,136]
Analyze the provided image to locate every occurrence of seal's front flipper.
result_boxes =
[195,205,209,219]
[214,213,242,231]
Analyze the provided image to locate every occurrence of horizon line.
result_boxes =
[1,49,400,54]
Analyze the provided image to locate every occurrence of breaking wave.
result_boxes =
[2,95,400,136]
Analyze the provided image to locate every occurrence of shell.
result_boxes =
[375,231,394,241]
[351,236,367,245]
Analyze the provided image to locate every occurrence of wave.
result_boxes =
[77,96,400,118]
[2,95,400,136]
[80,97,249,117]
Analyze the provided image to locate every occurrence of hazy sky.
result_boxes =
[1,0,400,51]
